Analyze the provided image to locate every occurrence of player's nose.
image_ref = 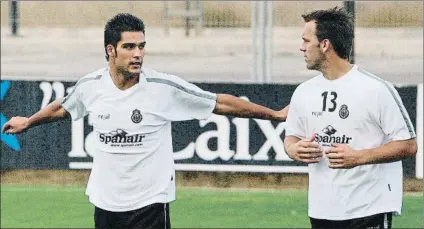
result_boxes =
[133,47,144,58]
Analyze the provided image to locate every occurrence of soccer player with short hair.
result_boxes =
[283,7,417,229]
[2,13,289,229]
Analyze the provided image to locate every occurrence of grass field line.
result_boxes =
[1,185,422,196]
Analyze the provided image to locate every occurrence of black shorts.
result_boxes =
[94,203,171,229]
[310,212,392,229]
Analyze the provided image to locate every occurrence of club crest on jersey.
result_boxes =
[131,109,143,123]
[339,104,349,119]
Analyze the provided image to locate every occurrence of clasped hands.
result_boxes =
[287,134,362,169]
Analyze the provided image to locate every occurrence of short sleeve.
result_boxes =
[377,82,416,141]
[285,87,306,139]
[159,76,217,121]
[61,83,88,121]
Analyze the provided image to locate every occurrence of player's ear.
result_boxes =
[320,39,331,53]
[107,45,115,57]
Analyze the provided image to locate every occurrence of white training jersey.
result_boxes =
[285,65,416,220]
[61,67,217,212]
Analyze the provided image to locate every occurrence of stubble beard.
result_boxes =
[307,61,321,71]
[307,52,325,72]
[117,63,142,80]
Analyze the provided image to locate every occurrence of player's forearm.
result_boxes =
[213,94,279,120]
[28,98,69,128]
[359,139,417,165]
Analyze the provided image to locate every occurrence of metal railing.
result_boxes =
[163,0,203,36]
[4,1,422,29]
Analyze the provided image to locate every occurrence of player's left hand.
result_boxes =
[325,143,363,169]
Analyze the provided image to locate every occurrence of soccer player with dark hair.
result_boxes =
[284,7,417,229]
[2,13,289,229]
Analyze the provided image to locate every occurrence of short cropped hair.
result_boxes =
[104,13,145,61]
[302,7,354,59]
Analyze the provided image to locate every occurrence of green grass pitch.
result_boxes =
[1,185,422,228]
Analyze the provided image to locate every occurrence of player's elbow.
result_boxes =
[213,94,230,113]
[404,138,418,158]
[213,94,245,116]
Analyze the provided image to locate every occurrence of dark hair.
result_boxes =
[104,13,145,61]
[302,7,354,59]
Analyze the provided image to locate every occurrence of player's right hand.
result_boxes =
[287,134,323,164]
[1,116,30,134]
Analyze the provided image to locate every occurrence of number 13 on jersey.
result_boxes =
[321,91,338,112]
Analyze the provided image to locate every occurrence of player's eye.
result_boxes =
[123,44,136,50]
[138,42,146,50]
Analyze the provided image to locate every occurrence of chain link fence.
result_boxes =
[1,1,422,28]
[1,1,422,85]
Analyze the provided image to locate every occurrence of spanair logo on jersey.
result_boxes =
[99,129,145,147]
[339,104,349,119]
[315,125,352,144]
[322,125,337,136]
[131,109,143,123]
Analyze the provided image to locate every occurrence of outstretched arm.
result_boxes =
[213,94,289,121]
[2,98,69,134]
